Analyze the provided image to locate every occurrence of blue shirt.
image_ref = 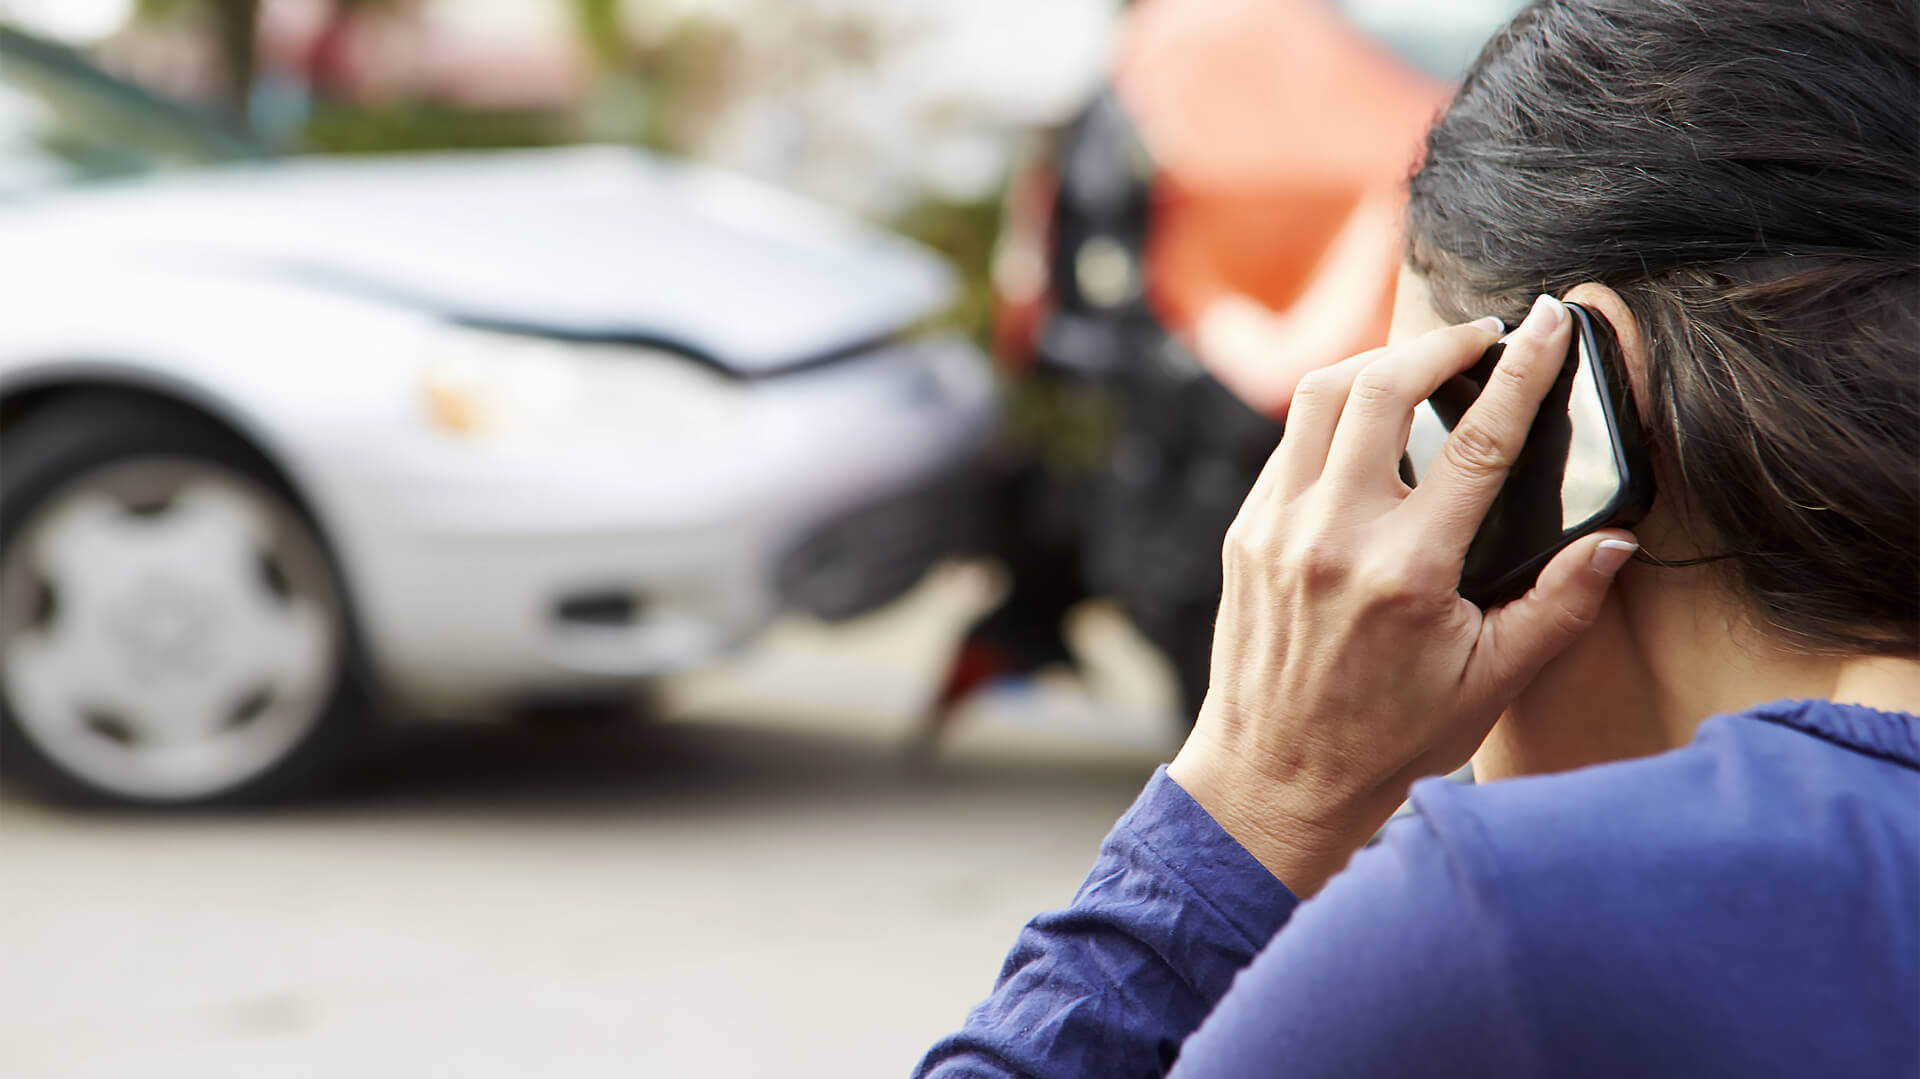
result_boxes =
[916,699,1920,1077]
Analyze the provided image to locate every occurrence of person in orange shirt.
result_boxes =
[926,0,1513,736]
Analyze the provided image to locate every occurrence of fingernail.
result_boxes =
[1470,316,1506,334]
[1520,294,1567,337]
[1590,538,1638,577]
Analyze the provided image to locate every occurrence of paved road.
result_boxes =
[1,574,1184,1079]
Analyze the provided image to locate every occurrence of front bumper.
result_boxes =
[318,334,997,714]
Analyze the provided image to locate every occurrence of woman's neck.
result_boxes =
[1631,570,1920,741]
[1830,656,1920,716]
[1475,562,1920,782]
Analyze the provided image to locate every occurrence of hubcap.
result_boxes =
[1,459,341,801]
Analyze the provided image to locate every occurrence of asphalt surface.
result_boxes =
[1,572,1183,1079]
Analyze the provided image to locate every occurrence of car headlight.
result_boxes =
[419,327,742,441]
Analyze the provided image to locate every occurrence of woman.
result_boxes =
[916,1,1917,1075]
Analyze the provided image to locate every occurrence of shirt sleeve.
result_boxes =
[914,766,1299,1079]
[1168,784,1540,1078]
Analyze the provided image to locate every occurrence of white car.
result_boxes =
[0,28,998,806]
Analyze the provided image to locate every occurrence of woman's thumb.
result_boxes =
[1475,530,1639,690]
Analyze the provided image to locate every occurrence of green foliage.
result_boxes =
[569,0,625,69]
[891,193,1119,470]
[581,17,736,152]
[888,196,1003,349]
[134,0,200,19]
[299,101,571,154]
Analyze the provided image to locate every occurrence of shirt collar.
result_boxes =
[1741,698,1920,772]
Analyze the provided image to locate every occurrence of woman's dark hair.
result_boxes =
[1407,0,1919,654]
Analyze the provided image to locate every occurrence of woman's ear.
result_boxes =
[1562,282,1651,409]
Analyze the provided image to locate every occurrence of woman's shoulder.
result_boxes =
[1411,699,1919,886]
[1400,699,1918,970]
[1345,700,1920,1070]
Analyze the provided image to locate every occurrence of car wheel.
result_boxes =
[0,395,365,806]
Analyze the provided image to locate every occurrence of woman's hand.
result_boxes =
[1167,294,1639,897]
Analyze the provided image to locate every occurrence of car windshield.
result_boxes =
[1332,0,1530,81]
[0,24,262,197]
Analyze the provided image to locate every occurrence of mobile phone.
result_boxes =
[1402,301,1655,608]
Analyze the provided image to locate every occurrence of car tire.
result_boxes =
[0,393,367,807]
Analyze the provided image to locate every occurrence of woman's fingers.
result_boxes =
[1469,529,1638,696]
[1404,295,1576,553]
[1250,311,1503,505]
[1322,318,1505,490]
[1246,347,1381,503]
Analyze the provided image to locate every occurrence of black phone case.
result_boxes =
[1450,302,1655,607]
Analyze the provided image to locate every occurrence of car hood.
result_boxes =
[0,147,954,374]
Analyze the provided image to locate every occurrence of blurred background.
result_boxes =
[0,1,1522,1075]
